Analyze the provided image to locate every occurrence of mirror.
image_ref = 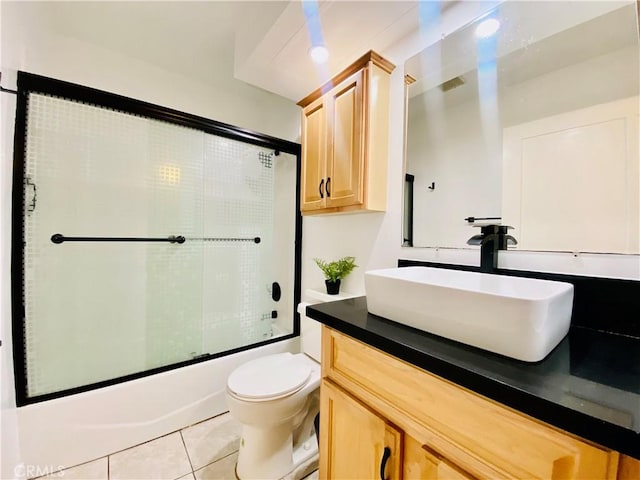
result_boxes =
[404,1,639,253]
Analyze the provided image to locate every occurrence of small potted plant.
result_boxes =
[313,256,357,295]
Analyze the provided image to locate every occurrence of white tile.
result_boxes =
[181,414,242,471]
[193,453,237,480]
[109,432,192,480]
[40,458,108,480]
[176,474,196,480]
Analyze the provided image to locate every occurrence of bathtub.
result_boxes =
[15,337,298,471]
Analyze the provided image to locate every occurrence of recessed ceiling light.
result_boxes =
[475,18,500,39]
[309,45,329,64]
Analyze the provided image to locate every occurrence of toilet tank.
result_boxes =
[298,301,321,362]
[298,290,359,362]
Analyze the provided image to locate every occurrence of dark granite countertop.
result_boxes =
[307,296,640,459]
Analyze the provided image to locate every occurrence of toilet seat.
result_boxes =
[227,353,312,401]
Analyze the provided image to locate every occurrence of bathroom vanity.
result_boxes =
[308,297,640,479]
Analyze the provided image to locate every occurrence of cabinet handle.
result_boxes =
[379,446,391,480]
[319,179,325,199]
[326,176,331,197]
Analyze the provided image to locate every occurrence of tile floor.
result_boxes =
[35,412,319,480]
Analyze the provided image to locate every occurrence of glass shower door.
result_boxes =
[23,95,206,397]
[198,140,297,354]
[19,90,297,402]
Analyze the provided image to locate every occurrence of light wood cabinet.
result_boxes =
[619,455,640,480]
[300,96,327,211]
[298,51,394,215]
[320,379,401,479]
[320,326,636,479]
[404,434,489,480]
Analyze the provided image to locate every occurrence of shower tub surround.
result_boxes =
[11,72,302,472]
[18,87,298,402]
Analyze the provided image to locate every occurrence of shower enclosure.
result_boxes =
[12,72,301,405]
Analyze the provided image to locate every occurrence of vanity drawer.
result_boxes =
[321,326,619,479]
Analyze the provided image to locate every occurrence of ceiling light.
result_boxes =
[309,45,329,64]
[475,18,500,39]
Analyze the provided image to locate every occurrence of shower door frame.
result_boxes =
[11,71,303,406]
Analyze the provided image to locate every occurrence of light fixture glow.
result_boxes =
[309,45,329,64]
[475,18,500,38]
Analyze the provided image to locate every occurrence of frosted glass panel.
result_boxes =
[200,136,276,353]
[21,93,296,399]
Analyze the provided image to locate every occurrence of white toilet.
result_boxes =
[226,303,322,479]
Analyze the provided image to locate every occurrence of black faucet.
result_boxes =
[467,224,517,273]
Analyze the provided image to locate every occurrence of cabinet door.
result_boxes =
[325,69,365,208]
[404,435,478,480]
[618,455,640,480]
[320,379,401,480]
[301,96,327,211]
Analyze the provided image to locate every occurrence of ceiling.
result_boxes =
[31,0,427,102]
[7,1,635,105]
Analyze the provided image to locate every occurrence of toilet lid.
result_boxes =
[227,353,312,400]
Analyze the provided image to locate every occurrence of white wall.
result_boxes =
[1,2,301,477]
[0,2,300,142]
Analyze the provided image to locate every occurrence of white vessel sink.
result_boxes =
[364,267,574,362]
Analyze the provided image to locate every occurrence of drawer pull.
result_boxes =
[326,176,331,197]
[319,179,325,199]
[379,446,391,480]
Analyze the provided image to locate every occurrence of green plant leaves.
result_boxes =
[313,256,357,282]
